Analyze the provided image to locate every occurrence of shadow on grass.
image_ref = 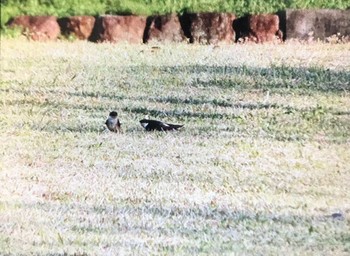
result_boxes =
[148,96,282,109]
[86,64,349,93]
[3,63,349,142]
[26,200,345,251]
[122,106,235,119]
[29,121,106,134]
[154,65,350,93]
[3,92,294,116]
[4,64,348,95]
[72,64,348,93]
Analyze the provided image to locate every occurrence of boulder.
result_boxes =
[144,14,186,43]
[58,16,95,40]
[285,9,350,41]
[91,15,147,43]
[249,14,282,43]
[8,15,60,41]
[181,13,236,44]
[234,14,282,43]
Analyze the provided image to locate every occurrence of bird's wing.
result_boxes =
[159,122,172,131]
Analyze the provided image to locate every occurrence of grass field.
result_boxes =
[0,39,350,255]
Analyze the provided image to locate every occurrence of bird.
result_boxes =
[105,111,122,132]
[139,118,183,131]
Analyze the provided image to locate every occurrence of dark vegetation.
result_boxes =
[1,0,350,29]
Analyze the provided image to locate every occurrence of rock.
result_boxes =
[8,15,60,41]
[181,13,236,44]
[285,9,350,41]
[249,14,282,43]
[144,14,186,43]
[234,14,282,43]
[58,16,95,40]
[90,15,147,43]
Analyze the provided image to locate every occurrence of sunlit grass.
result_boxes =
[0,40,349,255]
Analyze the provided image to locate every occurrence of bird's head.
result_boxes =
[139,119,148,128]
[109,111,118,118]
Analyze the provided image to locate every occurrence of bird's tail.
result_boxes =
[168,124,184,130]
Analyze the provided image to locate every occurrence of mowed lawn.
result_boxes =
[0,39,349,255]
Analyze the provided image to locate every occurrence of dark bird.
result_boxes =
[105,111,121,132]
[140,118,183,131]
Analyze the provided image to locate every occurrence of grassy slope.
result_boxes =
[1,0,350,28]
[0,40,350,254]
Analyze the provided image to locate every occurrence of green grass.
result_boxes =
[0,40,350,255]
[1,0,350,28]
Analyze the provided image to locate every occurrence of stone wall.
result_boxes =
[284,9,350,42]
[7,9,350,43]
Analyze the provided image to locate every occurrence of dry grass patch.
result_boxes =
[0,40,350,255]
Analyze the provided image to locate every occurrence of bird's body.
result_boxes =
[140,119,183,131]
[105,111,121,132]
